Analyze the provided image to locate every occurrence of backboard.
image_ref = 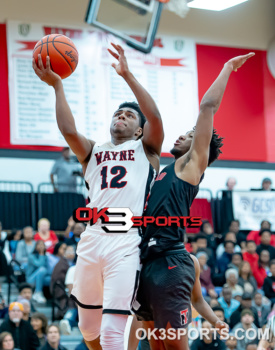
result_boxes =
[85,0,163,53]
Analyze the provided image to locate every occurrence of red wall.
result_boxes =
[1,23,275,161]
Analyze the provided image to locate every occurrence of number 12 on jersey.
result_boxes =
[100,166,127,190]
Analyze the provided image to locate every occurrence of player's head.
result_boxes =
[110,102,146,141]
[170,128,223,165]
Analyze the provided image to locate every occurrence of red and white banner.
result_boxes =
[7,21,199,151]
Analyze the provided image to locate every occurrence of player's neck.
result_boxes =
[111,136,136,145]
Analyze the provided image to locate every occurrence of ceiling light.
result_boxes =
[187,0,249,11]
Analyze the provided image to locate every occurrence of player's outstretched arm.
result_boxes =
[190,255,229,336]
[108,43,164,158]
[184,53,255,180]
[32,55,94,164]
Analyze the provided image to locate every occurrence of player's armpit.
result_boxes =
[63,132,95,165]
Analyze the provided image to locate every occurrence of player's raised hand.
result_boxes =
[215,320,229,339]
[226,52,255,72]
[32,54,62,87]
[107,43,130,77]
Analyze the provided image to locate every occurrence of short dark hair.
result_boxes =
[118,101,146,130]
[269,259,275,268]
[259,229,272,236]
[246,240,256,245]
[19,283,33,293]
[232,252,243,259]
[212,306,225,315]
[195,234,208,242]
[224,240,235,247]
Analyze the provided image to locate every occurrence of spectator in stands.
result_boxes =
[193,234,214,258]
[218,286,240,321]
[225,335,238,350]
[50,147,82,193]
[15,226,35,271]
[65,223,85,248]
[17,283,36,313]
[20,298,31,322]
[226,177,237,191]
[200,220,217,252]
[47,242,67,275]
[197,252,217,298]
[0,332,21,350]
[34,218,58,254]
[232,309,258,350]
[0,302,39,350]
[228,220,247,248]
[263,260,275,304]
[238,261,257,294]
[256,229,275,259]
[31,312,48,347]
[216,232,241,258]
[40,324,68,350]
[0,221,7,242]
[252,291,270,327]
[229,292,259,329]
[261,177,274,191]
[0,292,8,320]
[243,241,259,269]
[190,319,226,350]
[7,229,22,258]
[225,268,244,298]
[212,306,225,322]
[252,250,270,289]
[218,241,235,274]
[228,253,243,271]
[247,220,274,246]
[27,240,50,304]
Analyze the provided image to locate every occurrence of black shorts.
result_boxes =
[133,251,195,329]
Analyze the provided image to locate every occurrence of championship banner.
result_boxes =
[232,191,275,230]
[7,21,199,152]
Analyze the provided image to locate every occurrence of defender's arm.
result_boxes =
[178,53,254,184]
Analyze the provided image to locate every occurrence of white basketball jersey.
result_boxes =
[84,139,155,231]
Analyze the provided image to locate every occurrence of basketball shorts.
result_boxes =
[133,251,195,329]
[71,226,141,315]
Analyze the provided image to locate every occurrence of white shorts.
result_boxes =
[71,226,141,315]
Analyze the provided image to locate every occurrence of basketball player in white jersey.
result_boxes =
[32,43,164,350]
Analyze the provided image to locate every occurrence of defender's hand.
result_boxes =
[32,54,62,87]
[107,43,130,77]
[225,52,255,72]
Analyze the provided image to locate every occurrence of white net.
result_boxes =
[163,0,190,18]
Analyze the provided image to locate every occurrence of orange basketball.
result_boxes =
[33,34,79,79]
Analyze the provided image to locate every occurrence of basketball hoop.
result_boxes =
[158,0,190,18]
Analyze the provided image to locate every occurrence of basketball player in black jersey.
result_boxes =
[131,52,255,350]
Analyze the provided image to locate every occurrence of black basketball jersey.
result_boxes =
[139,161,202,262]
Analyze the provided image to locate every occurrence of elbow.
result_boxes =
[60,129,77,138]
[199,100,218,114]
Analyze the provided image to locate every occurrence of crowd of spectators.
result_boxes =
[186,217,275,350]
[0,175,275,349]
[0,217,87,350]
